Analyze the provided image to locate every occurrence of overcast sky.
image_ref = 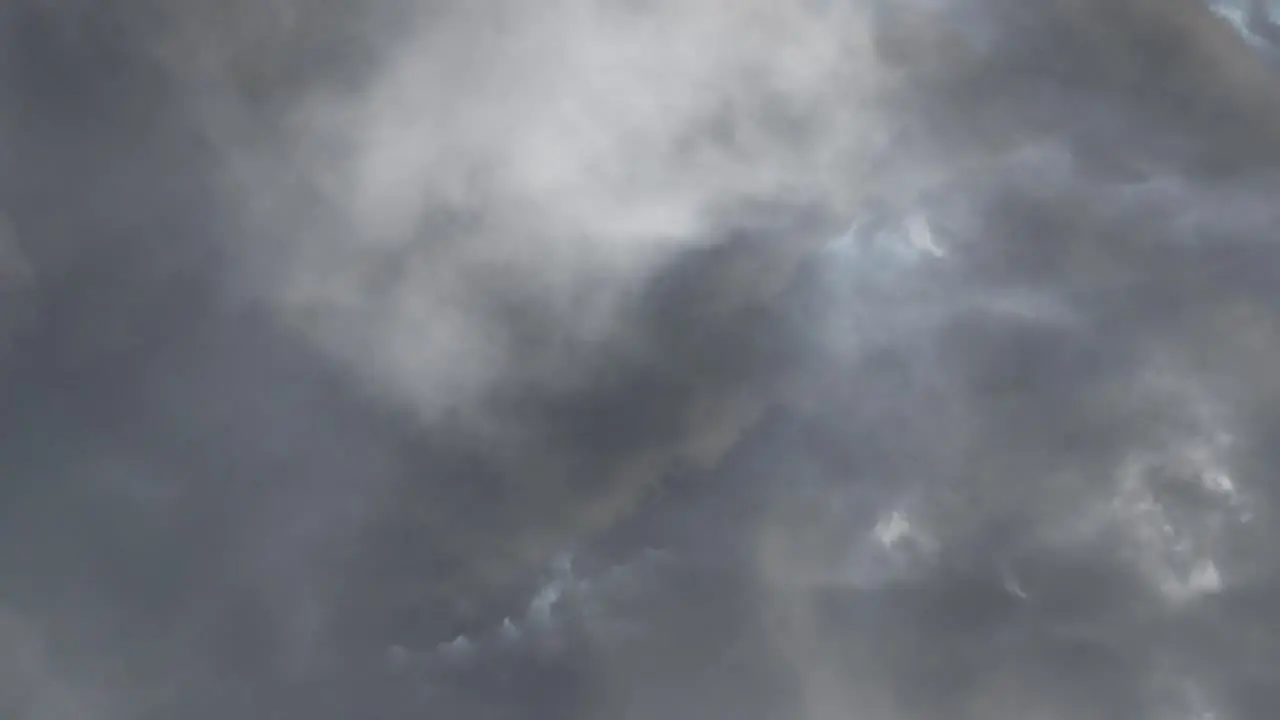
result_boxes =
[3,1,1280,718]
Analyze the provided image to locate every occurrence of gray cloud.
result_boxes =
[5,1,1280,719]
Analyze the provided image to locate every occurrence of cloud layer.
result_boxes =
[5,1,1280,719]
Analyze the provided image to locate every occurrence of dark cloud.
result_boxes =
[4,1,1280,718]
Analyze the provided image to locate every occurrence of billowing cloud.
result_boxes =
[6,1,1280,719]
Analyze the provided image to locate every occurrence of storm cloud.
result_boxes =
[3,1,1280,718]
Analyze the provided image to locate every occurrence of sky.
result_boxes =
[3,1,1280,718]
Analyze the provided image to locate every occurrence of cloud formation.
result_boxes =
[6,1,1280,719]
